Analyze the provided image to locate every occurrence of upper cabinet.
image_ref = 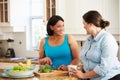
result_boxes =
[9,0,28,32]
[46,0,56,21]
[0,0,10,26]
[56,0,119,35]
[0,0,28,32]
[0,0,13,33]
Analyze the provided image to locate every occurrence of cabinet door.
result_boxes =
[0,0,9,24]
[46,0,56,20]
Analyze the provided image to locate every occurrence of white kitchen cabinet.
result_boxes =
[0,0,28,32]
[103,0,119,35]
[56,0,119,35]
[0,0,9,26]
[0,0,13,32]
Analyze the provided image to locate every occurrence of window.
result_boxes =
[30,0,46,50]
[27,0,56,51]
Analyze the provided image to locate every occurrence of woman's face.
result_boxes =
[83,20,92,34]
[51,20,64,35]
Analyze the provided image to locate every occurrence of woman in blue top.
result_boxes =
[70,10,120,80]
[39,15,80,71]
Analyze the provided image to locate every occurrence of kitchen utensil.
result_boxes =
[5,39,15,58]
[50,64,57,70]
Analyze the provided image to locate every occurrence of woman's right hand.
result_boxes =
[39,57,52,65]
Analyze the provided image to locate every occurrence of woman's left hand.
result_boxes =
[58,65,68,71]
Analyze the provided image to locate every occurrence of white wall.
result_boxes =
[12,32,39,57]
[8,0,119,57]
[12,32,26,57]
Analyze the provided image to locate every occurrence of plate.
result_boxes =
[0,73,34,78]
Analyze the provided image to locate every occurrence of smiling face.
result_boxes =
[50,20,64,36]
[83,19,93,35]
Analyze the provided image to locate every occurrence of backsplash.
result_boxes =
[0,33,120,60]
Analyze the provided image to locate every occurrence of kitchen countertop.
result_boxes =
[0,58,39,64]
[0,69,79,80]
[0,59,80,80]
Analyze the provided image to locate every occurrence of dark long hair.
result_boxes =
[47,15,64,36]
[83,10,110,29]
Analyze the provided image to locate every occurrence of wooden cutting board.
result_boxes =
[34,70,69,77]
[34,71,80,80]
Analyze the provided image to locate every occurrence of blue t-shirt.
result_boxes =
[44,34,72,68]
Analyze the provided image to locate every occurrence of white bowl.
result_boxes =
[4,68,34,77]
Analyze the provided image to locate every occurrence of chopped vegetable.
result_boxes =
[38,64,51,73]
